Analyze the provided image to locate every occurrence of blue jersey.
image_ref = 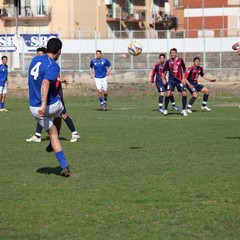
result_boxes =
[0,64,8,87]
[90,57,111,78]
[28,54,60,107]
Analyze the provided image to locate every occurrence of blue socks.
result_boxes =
[55,151,69,169]
[1,102,4,109]
[64,116,76,132]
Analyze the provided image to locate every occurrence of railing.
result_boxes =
[0,29,239,72]
[1,5,52,19]
[106,8,146,21]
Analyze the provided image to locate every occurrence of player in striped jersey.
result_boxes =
[162,48,188,116]
[185,57,216,113]
[150,53,180,113]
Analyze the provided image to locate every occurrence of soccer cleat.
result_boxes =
[70,133,80,143]
[46,143,53,153]
[158,108,164,113]
[163,110,168,116]
[101,103,106,111]
[201,106,211,112]
[26,135,41,143]
[104,103,107,110]
[172,105,180,111]
[181,109,188,117]
[61,167,71,177]
[186,109,193,113]
[0,108,9,112]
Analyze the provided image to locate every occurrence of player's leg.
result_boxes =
[169,92,180,111]
[30,103,70,176]
[164,88,172,116]
[95,78,105,110]
[47,124,70,177]
[0,87,8,111]
[158,92,165,113]
[62,113,80,142]
[102,77,108,110]
[201,86,211,111]
[187,85,198,113]
[155,81,164,113]
[25,122,43,142]
[177,82,187,117]
[59,96,80,142]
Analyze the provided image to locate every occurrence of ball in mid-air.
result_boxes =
[128,41,142,56]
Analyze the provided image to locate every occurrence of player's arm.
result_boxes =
[185,68,194,89]
[89,67,94,79]
[5,79,9,87]
[232,42,240,50]
[150,66,156,88]
[38,79,50,117]
[181,59,187,85]
[232,42,240,55]
[162,62,168,85]
[202,75,216,82]
[57,76,69,85]
[106,66,111,76]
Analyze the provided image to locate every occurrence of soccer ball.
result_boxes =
[128,41,142,56]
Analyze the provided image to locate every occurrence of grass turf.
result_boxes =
[0,95,240,239]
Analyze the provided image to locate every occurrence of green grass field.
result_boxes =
[1,94,240,239]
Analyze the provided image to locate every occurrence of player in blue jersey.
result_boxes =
[28,38,70,177]
[150,53,180,113]
[0,56,9,112]
[26,47,80,143]
[90,50,111,110]
[185,57,216,113]
[162,48,188,117]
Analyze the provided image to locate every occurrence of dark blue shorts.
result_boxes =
[187,83,204,94]
[167,79,186,92]
[156,81,167,93]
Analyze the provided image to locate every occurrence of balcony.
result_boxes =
[0,5,52,21]
[106,8,145,23]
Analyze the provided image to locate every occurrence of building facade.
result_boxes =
[184,0,240,37]
[0,0,183,36]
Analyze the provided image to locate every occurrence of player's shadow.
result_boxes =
[94,108,111,111]
[225,137,240,140]
[36,166,62,176]
[41,136,68,141]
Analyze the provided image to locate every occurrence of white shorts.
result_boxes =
[0,86,7,94]
[94,77,108,91]
[30,100,64,130]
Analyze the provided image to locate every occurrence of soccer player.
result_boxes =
[162,48,188,116]
[90,50,111,110]
[0,56,9,112]
[28,38,70,177]
[26,48,80,143]
[232,42,240,55]
[185,57,216,113]
[150,53,180,113]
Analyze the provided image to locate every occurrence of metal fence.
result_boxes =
[0,29,239,72]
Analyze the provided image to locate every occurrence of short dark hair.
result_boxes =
[193,57,200,62]
[37,47,47,53]
[159,53,165,59]
[170,48,177,52]
[47,38,62,54]
[96,50,102,54]
[1,56,7,60]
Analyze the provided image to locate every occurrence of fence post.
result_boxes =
[220,28,223,70]
[112,30,115,71]
[78,29,81,72]
[21,35,25,71]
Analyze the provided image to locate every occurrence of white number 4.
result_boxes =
[30,62,42,80]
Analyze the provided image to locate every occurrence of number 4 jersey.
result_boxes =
[28,54,60,107]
